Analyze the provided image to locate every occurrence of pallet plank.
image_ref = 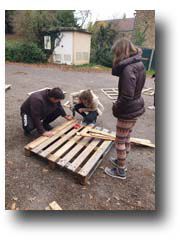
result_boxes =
[25,119,76,150]
[67,138,102,172]
[66,127,103,172]
[78,139,112,177]
[48,126,93,162]
[32,121,76,154]
[39,126,84,158]
[57,126,94,167]
[83,142,113,180]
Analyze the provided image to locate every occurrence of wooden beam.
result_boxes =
[28,88,66,96]
[48,201,62,210]
[76,132,155,148]
[5,84,12,91]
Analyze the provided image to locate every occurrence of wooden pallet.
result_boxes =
[101,88,118,100]
[142,88,155,96]
[101,87,155,101]
[24,120,114,185]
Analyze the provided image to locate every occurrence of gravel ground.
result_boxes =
[5,63,155,210]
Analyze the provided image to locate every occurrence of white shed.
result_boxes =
[44,28,92,65]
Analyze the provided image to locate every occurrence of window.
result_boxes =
[64,54,71,61]
[54,54,62,62]
[44,36,51,50]
[76,52,89,61]
[83,52,89,60]
[76,52,82,61]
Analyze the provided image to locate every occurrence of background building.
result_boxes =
[44,28,92,65]
[133,10,155,49]
[95,17,135,41]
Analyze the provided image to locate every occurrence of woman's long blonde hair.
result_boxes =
[112,38,138,66]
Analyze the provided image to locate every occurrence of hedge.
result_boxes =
[5,41,47,63]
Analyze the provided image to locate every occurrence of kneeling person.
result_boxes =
[70,89,104,125]
[21,87,72,137]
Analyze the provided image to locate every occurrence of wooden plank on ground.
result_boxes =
[130,137,155,148]
[28,87,66,96]
[77,131,155,148]
[5,84,12,91]
[28,87,50,95]
[48,201,62,210]
[63,100,71,108]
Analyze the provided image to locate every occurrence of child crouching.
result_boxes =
[70,89,104,125]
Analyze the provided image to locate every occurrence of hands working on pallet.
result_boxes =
[20,87,104,138]
[20,87,74,137]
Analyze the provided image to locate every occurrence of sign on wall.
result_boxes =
[44,36,51,50]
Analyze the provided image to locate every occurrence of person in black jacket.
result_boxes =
[105,38,146,180]
[20,87,73,137]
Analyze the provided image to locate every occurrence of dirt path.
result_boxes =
[5,63,155,210]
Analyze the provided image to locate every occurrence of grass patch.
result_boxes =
[72,63,111,71]
[146,69,155,76]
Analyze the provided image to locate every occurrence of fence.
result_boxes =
[142,48,155,71]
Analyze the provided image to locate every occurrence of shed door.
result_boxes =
[53,32,73,65]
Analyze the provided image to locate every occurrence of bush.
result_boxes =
[90,24,116,67]
[5,41,47,63]
[91,48,113,67]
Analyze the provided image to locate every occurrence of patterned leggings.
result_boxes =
[115,119,137,167]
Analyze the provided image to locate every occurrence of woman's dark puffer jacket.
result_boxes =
[112,51,146,119]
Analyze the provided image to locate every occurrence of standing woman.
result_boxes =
[105,38,146,180]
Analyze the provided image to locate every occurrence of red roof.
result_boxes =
[95,18,135,32]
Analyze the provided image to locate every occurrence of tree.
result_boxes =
[5,10,15,34]
[75,10,92,29]
[134,25,148,46]
[13,10,78,46]
[90,23,117,67]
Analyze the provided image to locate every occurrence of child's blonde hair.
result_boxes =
[79,89,94,107]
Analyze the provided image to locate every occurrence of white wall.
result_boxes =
[53,32,73,65]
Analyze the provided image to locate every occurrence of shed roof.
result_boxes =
[43,27,92,35]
